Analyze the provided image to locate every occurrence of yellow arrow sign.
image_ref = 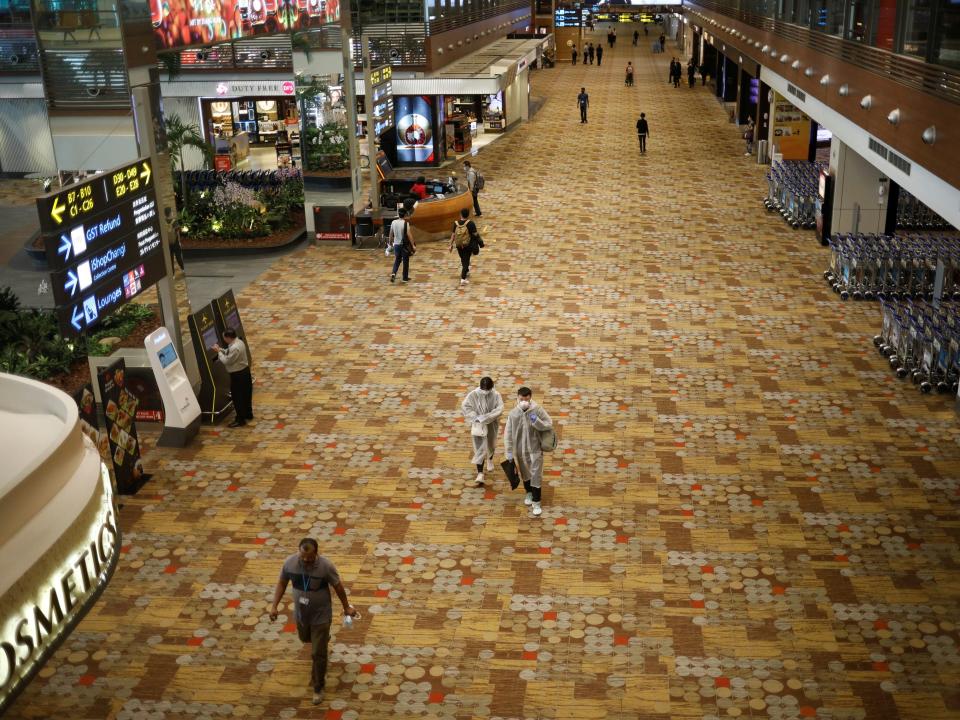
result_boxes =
[140,161,152,185]
[50,196,65,225]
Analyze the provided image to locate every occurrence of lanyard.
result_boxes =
[300,561,312,592]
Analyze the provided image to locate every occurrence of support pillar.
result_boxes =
[828,138,890,236]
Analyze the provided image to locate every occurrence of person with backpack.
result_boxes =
[504,386,554,517]
[463,160,482,217]
[388,207,415,283]
[449,207,479,286]
[461,376,504,487]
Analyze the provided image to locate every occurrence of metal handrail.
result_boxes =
[686,0,960,105]
[427,0,530,35]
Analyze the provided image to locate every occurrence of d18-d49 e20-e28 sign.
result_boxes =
[35,159,167,338]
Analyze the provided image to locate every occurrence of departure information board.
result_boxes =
[36,158,167,338]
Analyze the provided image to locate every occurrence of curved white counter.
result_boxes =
[0,373,119,713]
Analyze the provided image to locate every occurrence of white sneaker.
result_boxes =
[486,458,494,471]
[460,279,467,286]
[524,492,533,506]
[312,692,322,705]
[532,502,542,516]
[475,472,485,486]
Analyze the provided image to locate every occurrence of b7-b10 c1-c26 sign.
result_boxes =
[150,0,341,51]
[35,158,167,338]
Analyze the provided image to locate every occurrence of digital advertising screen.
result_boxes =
[395,96,435,164]
[149,0,340,51]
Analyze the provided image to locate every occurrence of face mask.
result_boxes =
[518,400,530,410]
[479,387,491,394]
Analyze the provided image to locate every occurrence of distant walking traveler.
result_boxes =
[633,29,639,46]
[461,376,504,486]
[636,112,649,154]
[743,118,755,156]
[577,87,589,123]
[659,33,665,52]
[687,61,697,88]
[449,207,479,286]
[269,538,358,705]
[389,208,415,283]
[571,44,578,65]
[212,329,252,427]
[586,43,593,64]
[596,45,603,66]
[625,61,634,86]
[464,160,482,217]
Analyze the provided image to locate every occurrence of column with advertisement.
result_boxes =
[771,91,812,161]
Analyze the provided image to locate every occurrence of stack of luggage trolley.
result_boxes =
[764,160,825,229]
[874,298,959,395]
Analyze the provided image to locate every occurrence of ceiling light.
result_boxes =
[820,74,830,86]
[838,84,849,96]
[761,44,769,52]
[804,67,814,77]
[779,54,789,63]
[887,108,900,125]
[860,94,872,109]
[791,60,801,70]
[922,126,936,144]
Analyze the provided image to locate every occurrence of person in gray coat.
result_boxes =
[504,386,553,516]
[461,376,504,486]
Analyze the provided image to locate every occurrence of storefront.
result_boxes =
[161,78,302,171]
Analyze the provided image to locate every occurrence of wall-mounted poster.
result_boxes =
[149,0,340,51]
[73,383,113,471]
[97,358,149,495]
[395,96,435,164]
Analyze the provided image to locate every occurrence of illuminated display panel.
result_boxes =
[148,0,341,51]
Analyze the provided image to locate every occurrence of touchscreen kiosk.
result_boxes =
[144,327,201,446]
[213,289,252,366]
[187,302,234,423]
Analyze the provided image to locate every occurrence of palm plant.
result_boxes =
[165,113,213,207]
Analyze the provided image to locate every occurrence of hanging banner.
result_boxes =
[96,358,148,494]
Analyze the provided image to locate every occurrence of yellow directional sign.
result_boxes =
[139,161,152,186]
[50,196,65,225]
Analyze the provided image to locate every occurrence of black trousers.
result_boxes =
[471,190,481,216]
[457,246,472,279]
[638,134,647,152]
[580,106,588,123]
[229,366,253,420]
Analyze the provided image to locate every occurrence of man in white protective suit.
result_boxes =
[461,376,504,487]
[504,386,553,517]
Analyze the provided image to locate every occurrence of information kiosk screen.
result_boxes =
[157,343,178,369]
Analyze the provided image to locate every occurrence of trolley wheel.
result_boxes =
[873,335,883,347]
[879,344,890,356]
[864,291,874,300]
[895,366,908,378]
[840,290,850,301]
[852,291,862,300]
[792,222,801,229]
[823,271,832,281]
[911,371,923,384]
[936,382,950,394]
[920,382,932,394]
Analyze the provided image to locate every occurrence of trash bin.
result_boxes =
[757,139,769,165]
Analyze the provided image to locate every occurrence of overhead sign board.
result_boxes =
[35,158,167,338]
[370,64,392,87]
[368,64,395,138]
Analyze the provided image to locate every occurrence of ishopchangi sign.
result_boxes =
[0,465,119,712]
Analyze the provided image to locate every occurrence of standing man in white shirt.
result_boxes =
[211,328,252,427]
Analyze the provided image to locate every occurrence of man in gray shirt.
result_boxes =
[211,328,252,427]
[270,538,358,705]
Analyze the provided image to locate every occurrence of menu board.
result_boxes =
[149,0,341,51]
[72,383,113,472]
[97,358,148,494]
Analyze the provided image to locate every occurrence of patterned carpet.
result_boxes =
[9,31,960,720]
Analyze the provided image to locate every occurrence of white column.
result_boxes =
[829,137,889,235]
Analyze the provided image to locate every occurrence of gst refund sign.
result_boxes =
[0,465,119,711]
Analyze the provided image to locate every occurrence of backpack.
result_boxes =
[474,171,485,191]
[539,426,557,452]
[453,220,471,249]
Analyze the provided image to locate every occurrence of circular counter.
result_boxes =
[0,373,119,713]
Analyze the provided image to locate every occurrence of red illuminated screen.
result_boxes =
[150,0,340,50]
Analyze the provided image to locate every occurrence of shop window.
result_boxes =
[900,0,932,59]
[933,1,960,67]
